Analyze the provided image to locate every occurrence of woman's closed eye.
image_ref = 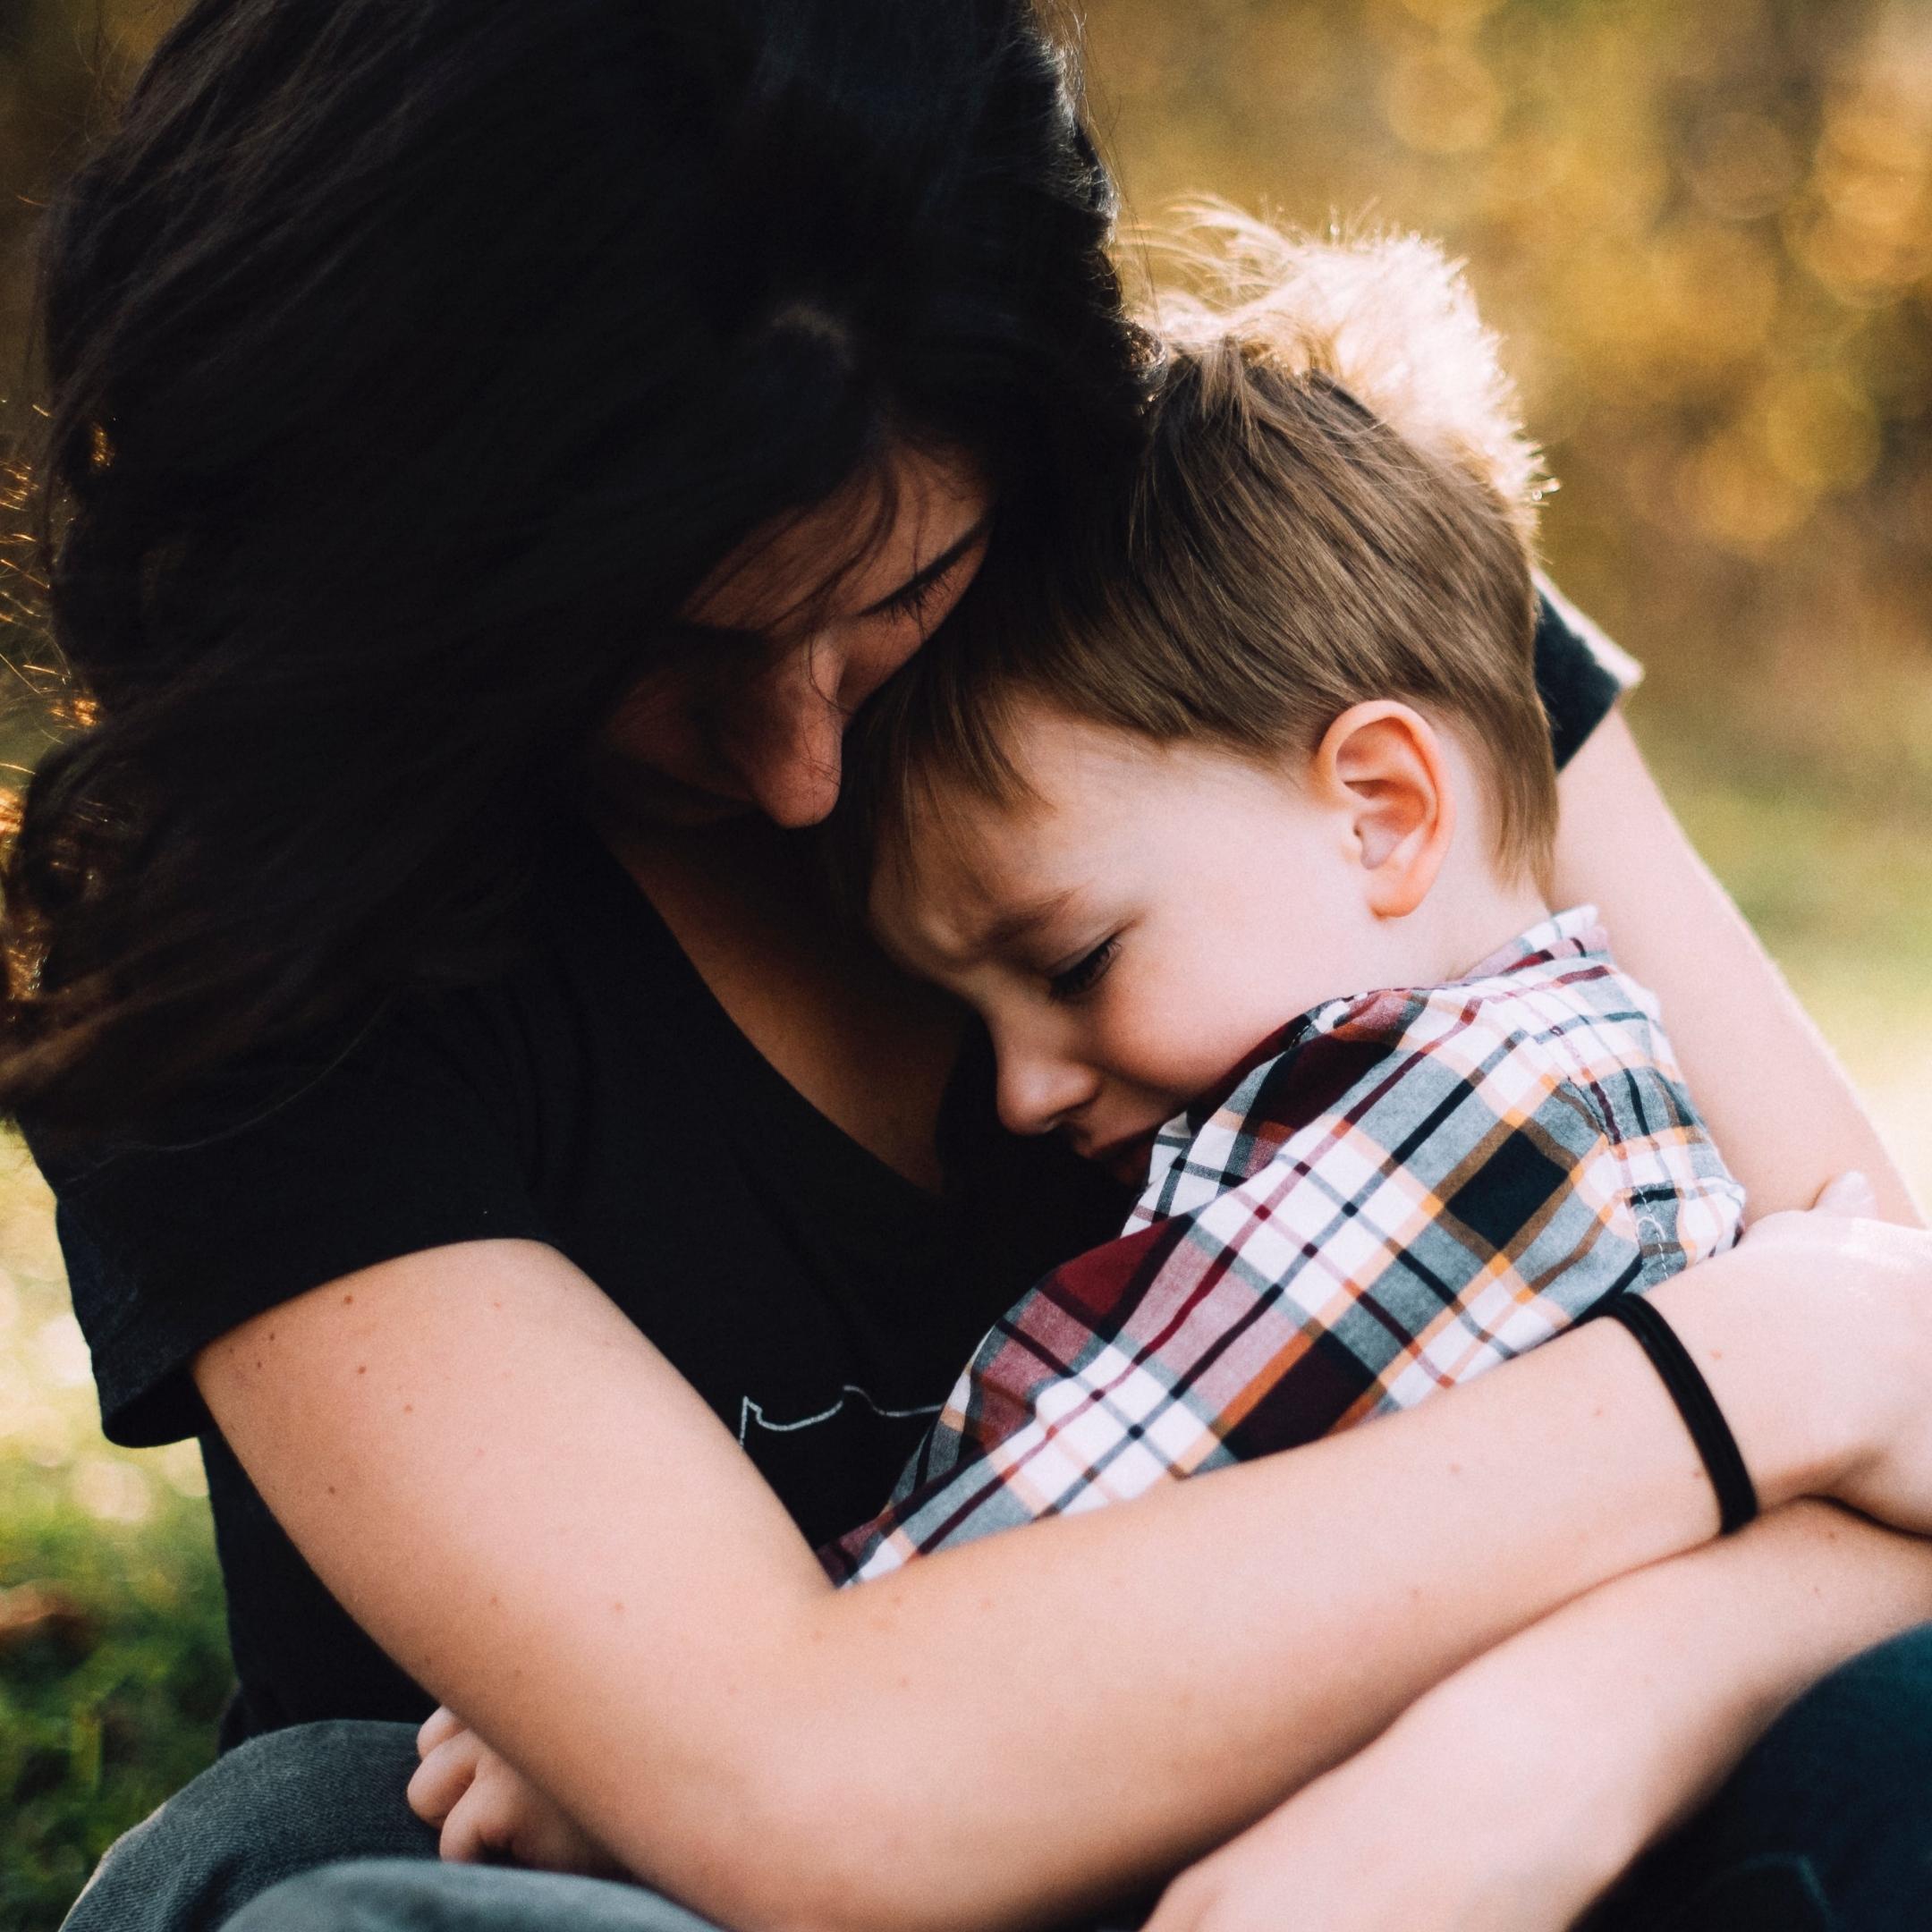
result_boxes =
[1047,936,1120,1003]
[874,573,941,625]
[865,521,989,628]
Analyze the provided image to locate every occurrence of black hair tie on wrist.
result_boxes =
[1590,1293,1760,1536]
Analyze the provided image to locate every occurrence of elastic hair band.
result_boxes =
[1590,1293,1759,1536]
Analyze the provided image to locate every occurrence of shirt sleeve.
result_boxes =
[26,1000,552,1448]
[1534,579,1643,769]
[822,1004,1648,1585]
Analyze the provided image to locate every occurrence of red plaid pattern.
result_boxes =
[823,909,1743,1583]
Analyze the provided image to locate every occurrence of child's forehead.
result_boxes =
[872,783,1048,955]
[869,718,1271,963]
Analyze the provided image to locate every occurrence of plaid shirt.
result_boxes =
[823,908,1744,1584]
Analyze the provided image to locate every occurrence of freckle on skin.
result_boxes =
[343,1294,355,1305]
[327,1485,337,1496]
[357,1365,368,1375]
[404,1403,414,1414]
[613,1600,624,1615]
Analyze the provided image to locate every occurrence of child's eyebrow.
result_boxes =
[960,887,1084,961]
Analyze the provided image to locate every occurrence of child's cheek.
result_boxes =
[1102,952,1248,1105]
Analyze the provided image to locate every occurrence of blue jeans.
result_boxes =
[63,1624,1932,1932]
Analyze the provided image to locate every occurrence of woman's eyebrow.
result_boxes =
[856,513,994,617]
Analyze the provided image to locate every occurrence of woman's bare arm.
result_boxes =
[1552,709,1921,1223]
[1145,1499,1932,1932]
[194,1214,1932,1932]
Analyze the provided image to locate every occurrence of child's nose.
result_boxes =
[995,1038,1097,1138]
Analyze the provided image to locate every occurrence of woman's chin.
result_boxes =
[588,758,758,831]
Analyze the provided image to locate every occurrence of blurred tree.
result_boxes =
[1078,0,1932,789]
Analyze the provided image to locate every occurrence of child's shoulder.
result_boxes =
[1326,905,1677,1094]
[1137,908,1743,1268]
[1146,910,1688,1210]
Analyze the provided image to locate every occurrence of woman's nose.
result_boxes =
[723,641,849,828]
[995,1034,1098,1138]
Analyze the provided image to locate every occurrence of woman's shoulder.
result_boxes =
[22,819,695,1449]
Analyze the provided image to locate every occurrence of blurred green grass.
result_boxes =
[1,1157,230,1932]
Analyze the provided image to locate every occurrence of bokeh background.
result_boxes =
[3,0,1928,1921]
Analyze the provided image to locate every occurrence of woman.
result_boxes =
[7,4,1932,1930]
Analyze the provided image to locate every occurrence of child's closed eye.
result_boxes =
[1047,936,1120,1003]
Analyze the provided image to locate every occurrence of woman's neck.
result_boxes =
[596,810,965,1193]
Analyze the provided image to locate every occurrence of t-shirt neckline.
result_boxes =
[569,821,956,1217]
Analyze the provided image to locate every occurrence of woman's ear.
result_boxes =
[1311,702,1455,919]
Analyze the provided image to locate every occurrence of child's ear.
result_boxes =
[1311,702,1455,919]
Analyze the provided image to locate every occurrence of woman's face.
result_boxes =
[595,447,991,829]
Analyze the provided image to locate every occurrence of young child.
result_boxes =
[410,221,1746,1868]
[818,219,1746,1580]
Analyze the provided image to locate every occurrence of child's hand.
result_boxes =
[408,1706,623,1877]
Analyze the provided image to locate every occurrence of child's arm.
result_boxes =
[409,1705,621,1877]
[1552,709,1922,1224]
[1145,1496,1932,1932]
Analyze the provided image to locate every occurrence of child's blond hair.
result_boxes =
[844,212,1558,894]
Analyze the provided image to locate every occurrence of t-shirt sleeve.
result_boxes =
[1533,578,1643,769]
[27,1002,552,1448]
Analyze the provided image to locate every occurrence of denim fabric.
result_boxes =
[1586,1622,1932,1932]
[61,1722,436,1932]
[225,1862,723,1932]
[63,1623,1932,1932]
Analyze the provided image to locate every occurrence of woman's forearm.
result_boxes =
[1385,1500,1932,1912]
[1140,1500,1932,1932]
[1553,712,1922,1224]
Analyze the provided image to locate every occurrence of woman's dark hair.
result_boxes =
[0,0,1144,1138]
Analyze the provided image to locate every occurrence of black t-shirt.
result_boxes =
[30,597,1631,1747]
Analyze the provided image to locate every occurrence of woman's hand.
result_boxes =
[1639,1175,1932,1533]
[1731,1183,1932,1529]
[409,1705,622,1877]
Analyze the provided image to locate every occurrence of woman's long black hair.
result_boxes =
[0,0,1145,1137]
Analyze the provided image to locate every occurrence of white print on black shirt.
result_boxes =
[738,1385,942,1445]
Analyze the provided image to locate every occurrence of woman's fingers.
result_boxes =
[417,1704,468,1757]
[1815,1170,1880,1217]
[407,1730,484,1828]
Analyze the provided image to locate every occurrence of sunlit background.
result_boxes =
[4,0,1929,1921]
